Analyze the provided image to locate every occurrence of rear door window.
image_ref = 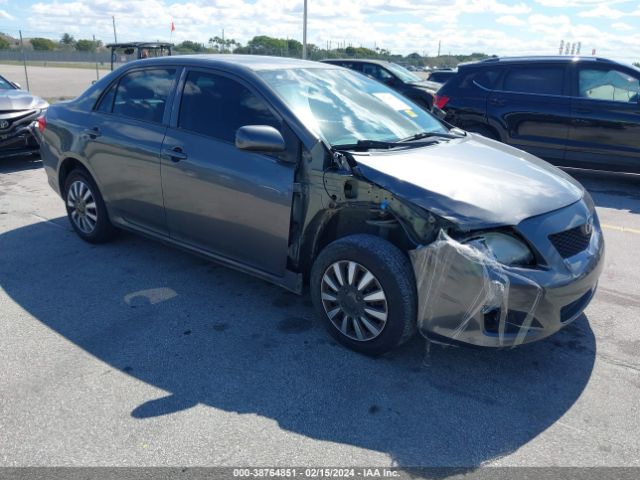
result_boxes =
[578,68,639,103]
[178,70,280,143]
[112,68,177,123]
[502,66,565,96]
[335,62,363,72]
[361,64,394,82]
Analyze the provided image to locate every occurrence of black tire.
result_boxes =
[310,234,417,356]
[466,124,499,141]
[63,169,117,243]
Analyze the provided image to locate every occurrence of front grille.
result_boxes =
[549,225,591,258]
[484,309,544,335]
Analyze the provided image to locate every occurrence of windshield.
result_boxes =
[258,68,447,146]
[385,62,422,83]
[0,76,16,90]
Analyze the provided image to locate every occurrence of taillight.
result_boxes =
[37,115,46,133]
[434,94,449,110]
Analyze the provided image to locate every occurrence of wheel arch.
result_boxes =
[297,205,417,281]
[465,122,501,141]
[58,156,93,195]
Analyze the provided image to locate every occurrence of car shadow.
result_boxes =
[0,218,597,469]
[568,170,640,214]
[0,154,42,174]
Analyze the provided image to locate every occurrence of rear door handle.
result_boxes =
[490,98,506,106]
[574,108,592,114]
[83,127,101,138]
[162,146,188,162]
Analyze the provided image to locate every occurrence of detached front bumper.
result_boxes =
[410,198,604,348]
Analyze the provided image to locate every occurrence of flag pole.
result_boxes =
[302,0,308,59]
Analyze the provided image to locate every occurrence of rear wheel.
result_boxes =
[63,169,116,243]
[310,234,417,356]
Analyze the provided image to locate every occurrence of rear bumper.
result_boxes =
[410,198,604,348]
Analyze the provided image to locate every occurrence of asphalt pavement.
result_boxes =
[0,156,639,468]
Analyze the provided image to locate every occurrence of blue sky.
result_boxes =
[0,1,638,63]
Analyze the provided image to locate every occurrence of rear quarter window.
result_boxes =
[457,68,503,90]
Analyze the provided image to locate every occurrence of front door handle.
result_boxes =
[574,108,592,114]
[162,146,188,162]
[490,98,506,106]
[83,127,101,138]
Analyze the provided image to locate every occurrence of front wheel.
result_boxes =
[310,234,417,356]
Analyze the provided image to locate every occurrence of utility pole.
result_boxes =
[437,40,441,57]
[112,16,118,43]
[93,34,99,81]
[19,30,29,91]
[302,0,308,59]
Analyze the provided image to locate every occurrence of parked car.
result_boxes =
[39,55,603,355]
[427,69,458,83]
[0,75,48,159]
[433,56,640,173]
[321,58,440,110]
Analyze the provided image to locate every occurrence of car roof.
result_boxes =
[321,58,394,66]
[106,42,174,48]
[460,55,621,68]
[124,54,339,72]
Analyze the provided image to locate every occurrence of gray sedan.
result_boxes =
[39,55,604,355]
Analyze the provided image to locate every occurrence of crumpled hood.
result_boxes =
[0,89,48,111]
[354,134,585,230]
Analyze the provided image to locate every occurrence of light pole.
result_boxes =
[302,0,308,59]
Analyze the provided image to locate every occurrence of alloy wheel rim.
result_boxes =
[67,180,97,234]
[320,260,388,342]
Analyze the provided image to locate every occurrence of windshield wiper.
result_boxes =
[332,139,406,151]
[399,130,466,142]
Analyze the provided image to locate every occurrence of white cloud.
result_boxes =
[535,0,631,6]
[17,0,640,63]
[496,15,526,26]
[0,8,13,20]
[578,5,626,19]
[612,22,634,31]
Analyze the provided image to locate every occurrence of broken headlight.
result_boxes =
[468,232,534,266]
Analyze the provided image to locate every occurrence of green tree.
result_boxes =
[634,62,640,68]
[175,40,207,53]
[208,36,240,53]
[60,33,75,46]
[30,37,56,51]
[0,37,10,50]
[75,39,98,51]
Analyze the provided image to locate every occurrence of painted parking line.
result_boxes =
[602,223,640,235]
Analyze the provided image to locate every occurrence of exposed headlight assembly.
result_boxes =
[467,232,534,266]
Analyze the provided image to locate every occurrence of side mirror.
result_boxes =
[236,125,285,153]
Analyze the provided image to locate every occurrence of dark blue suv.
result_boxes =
[434,56,640,173]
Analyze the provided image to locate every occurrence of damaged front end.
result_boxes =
[319,146,604,349]
[0,109,43,158]
[409,217,603,348]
